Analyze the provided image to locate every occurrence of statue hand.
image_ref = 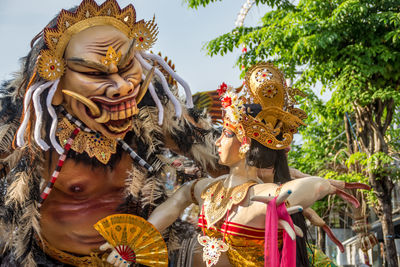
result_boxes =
[100,242,132,267]
[303,207,345,252]
[302,180,370,253]
[252,190,304,240]
[327,180,371,208]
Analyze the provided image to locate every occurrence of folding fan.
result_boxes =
[94,214,168,266]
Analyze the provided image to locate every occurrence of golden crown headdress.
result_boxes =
[219,62,307,151]
[37,0,158,81]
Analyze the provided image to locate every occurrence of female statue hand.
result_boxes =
[99,243,131,267]
[252,190,304,240]
[302,180,371,252]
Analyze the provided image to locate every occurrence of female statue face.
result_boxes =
[57,25,143,139]
[215,128,243,167]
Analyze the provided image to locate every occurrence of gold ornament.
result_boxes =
[101,46,122,66]
[37,0,158,80]
[221,62,307,150]
[131,17,159,51]
[37,50,65,81]
[94,214,168,266]
[56,117,117,164]
[201,180,257,228]
[198,234,229,267]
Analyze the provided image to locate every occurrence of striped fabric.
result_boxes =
[38,127,80,207]
[198,215,265,239]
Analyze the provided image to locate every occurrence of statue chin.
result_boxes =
[81,116,134,140]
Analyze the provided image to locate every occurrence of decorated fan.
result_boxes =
[94,214,168,266]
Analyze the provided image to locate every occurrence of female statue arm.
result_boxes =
[255,177,369,210]
[147,182,193,231]
[147,178,214,231]
[253,176,370,250]
[100,178,214,267]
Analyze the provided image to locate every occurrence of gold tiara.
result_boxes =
[220,62,307,150]
[37,0,158,81]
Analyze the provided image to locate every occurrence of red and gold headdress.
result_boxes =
[37,0,158,81]
[219,62,307,152]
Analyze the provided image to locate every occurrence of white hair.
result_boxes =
[142,73,164,125]
[16,81,53,148]
[139,51,194,108]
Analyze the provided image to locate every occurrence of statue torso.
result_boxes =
[40,150,133,255]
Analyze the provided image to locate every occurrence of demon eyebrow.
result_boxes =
[66,57,109,73]
[118,39,136,68]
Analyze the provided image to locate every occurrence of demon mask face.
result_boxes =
[54,25,146,139]
[15,0,193,153]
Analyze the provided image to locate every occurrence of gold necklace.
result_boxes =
[56,117,117,164]
[37,237,112,267]
[201,179,257,228]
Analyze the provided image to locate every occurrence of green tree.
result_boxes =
[185,0,400,265]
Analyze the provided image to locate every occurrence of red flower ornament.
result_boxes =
[217,82,228,96]
[221,96,232,108]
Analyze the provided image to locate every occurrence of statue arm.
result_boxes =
[148,178,214,231]
[256,176,369,210]
[147,182,193,231]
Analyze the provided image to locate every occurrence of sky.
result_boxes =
[0,0,271,95]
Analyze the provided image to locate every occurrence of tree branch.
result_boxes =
[382,99,395,133]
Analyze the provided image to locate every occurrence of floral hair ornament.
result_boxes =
[37,0,158,81]
[217,83,249,154]
[219,62,307,150]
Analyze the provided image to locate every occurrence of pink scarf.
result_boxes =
[264,197,296,267]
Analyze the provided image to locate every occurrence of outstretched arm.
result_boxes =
[255,176,369,211]
[147,182,194,231]
[148,177,216,231]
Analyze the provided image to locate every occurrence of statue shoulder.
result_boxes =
[252,182,280,198]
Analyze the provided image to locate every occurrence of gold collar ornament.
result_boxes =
[56,117,117,164]
[201,180,257,228]
[218,62,307,151]
[37,0,158,81]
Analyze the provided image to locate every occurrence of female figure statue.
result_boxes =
[103,62,368,267]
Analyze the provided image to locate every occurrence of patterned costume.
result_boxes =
[198,179,266,267]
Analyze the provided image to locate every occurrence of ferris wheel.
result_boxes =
[235,0,255,27]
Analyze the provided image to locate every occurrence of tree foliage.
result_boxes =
[197,0,400,106]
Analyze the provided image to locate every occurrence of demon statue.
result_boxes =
[0,0,217,266]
